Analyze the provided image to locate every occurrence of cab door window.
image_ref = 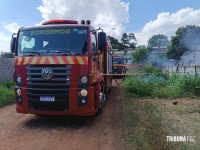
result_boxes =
[91,34,97,54]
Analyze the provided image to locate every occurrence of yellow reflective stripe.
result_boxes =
[40,57,46,64]
[113,64,125,66]
[57,56,65,64]
[17,57,22,65]
[48,56,55,64]
[31,57,37,64]
[24,57,29,65]
[67,56,74,64]
[76,56,84,64]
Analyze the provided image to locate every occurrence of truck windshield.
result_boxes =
[113,58,124,64]
[17,27,88,56]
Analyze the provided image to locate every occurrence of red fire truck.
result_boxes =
[112,56,127,79]
[10,20,113,116]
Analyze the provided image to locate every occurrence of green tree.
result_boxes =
[107,36,120,49]
[107,36,126,50]
[167,25,200,59]
[132,46,148,63]
[121,32,137,49]
[148,34,169,48]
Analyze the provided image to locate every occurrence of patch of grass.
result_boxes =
[143,64,162,74]
[123,77,152,97]
[128,65,144,73]
[0,81,15,107]
[123,75,167,98]
[122,97,174,150]
[122,97,200,150]
[159,99,200,149]
[123,67,200,149]
[123,74,200,99]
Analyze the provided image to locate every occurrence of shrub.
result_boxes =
[0,81,15,106]
[123,74,200,98]
[143,65,169,79]
[143,65,161,74]
[123,75,166,97]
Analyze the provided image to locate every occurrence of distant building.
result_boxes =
[162,50,200,75]
[176,51,200,75]
[151,46,168,54]
[161,59,178,74]
[148,46,168,67]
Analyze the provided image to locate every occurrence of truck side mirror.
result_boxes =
[10,33,17,54]
[98,32,106,53]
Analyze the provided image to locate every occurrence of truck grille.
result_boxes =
[27,65,70,111]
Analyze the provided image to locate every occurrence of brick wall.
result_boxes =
[0,58,14,83]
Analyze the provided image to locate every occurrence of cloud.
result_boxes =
[4,22,20,33]
[0,22,19,52]
[0,32,11,52]
[135,8,200,46]
[0,22,20,52]
[37,0,129,39]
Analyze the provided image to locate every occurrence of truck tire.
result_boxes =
[108,78,112,93]
[98,99,103,112]
[101,82,106,102]
[97,82,106,112]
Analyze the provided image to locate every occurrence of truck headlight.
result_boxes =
[80,89,88,97]
[16,76,22,85]
[81,76,88,84]
[17,97,22,105]
[81,99,86,104]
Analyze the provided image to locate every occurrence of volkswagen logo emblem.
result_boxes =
[41,68,53,80]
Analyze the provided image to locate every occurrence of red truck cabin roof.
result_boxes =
[42,20,79,25]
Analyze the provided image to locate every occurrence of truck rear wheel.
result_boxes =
[108,78,112,93]
[98,82,106,112]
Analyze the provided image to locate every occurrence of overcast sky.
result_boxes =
[1,0,200,52]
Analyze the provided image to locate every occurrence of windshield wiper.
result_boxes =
[22,52,41,56]
[49,51,72,55]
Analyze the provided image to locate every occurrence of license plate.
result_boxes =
[40,96,55,102]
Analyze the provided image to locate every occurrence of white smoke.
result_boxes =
[135,8,200,46]
[37,0,129,39]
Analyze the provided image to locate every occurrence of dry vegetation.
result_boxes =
[122,96,200,150]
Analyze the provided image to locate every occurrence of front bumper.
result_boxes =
[16,86,97,116]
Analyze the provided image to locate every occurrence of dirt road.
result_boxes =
[0,82,123,150]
